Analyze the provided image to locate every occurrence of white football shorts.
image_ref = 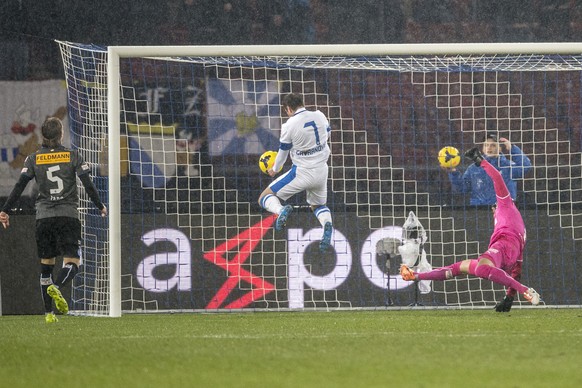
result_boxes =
[269,163,329,206]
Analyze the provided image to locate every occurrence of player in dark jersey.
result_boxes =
[400,147,540,311]
[0,117,107,323]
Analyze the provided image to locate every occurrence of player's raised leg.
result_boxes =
[258,188,293,231]
[401,258,540,305]
[474,263,540,305]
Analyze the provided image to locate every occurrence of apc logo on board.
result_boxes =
[136,215,277,309]
[136,216,409,309]
[202,215,277,309]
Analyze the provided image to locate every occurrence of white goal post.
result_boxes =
[58,42,582,317]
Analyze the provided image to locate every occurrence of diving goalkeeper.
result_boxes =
[400,147,540,311]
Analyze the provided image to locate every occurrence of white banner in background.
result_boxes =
[0,80,68,197]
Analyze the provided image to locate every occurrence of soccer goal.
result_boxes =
[57,42,582,316]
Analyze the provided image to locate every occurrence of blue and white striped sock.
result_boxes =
[260,194,283,215]
[313,205,332,227]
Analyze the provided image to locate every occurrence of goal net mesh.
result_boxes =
[58,41,582,315]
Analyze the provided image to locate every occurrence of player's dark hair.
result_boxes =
[282,93,304,111]
[41,117,63,148]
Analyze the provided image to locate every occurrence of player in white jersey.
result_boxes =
[258,93,333,252]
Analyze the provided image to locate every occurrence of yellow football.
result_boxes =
[259,150,277,174]
[438,146,461,168]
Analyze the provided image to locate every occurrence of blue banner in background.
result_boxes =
[206,78,281,156]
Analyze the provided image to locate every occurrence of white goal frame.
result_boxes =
[105,42,582,317]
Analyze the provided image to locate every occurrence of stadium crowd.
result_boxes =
[1,0,581,211]
[1,0,581,80]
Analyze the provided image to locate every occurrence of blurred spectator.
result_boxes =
[326,0,404,44]
[0,1,30,80]
[214,1,252,45]
[537,0,572,41]
[412,0,455,23]
[174,0,216,44]
[446,134,532,206]
[492,0,537,42]
[176,0,254,45]
[249,0,314,44]
[2,0,582,80]
[377,1,405,43]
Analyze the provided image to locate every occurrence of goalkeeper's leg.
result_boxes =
[404,259,478,281]
[474,262,540,305]
[474,262,526,292]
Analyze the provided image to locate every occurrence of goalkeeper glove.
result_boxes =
[494,295,514,312]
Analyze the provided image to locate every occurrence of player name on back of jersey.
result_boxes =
[295,143,326,156]
[36,152,71,164]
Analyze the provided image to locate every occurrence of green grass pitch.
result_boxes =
[1,309,581,387]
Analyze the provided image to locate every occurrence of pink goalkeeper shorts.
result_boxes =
[480,236,522,271]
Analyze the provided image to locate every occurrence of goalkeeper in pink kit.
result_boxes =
[400,147,540,310]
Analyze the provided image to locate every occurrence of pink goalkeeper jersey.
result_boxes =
[489,193,526,252]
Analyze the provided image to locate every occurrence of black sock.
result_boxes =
[54,262,79,288]
[40,264,54,313]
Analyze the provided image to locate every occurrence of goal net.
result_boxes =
[57,42,582,316]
